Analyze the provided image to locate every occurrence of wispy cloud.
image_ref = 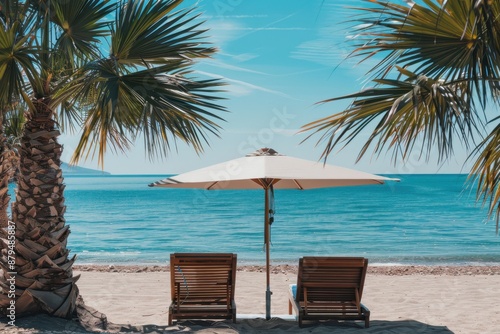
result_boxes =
[197,70,297,99]
[205,13,304,46]
[205,20,246,47]
[203,15,269,19]
[226,27,307,31]
[273,128,300,136]
[292,39,349,67]
[204,58,268,75]
[290,3,356,67]
[230,53,260,62]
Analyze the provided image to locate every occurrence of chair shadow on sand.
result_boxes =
[0,297,453,334]
[114,319,454,333]
[1,315,454,333]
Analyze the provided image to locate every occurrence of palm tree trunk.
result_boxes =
[0,99,79,318]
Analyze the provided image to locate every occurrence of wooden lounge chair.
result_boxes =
[288,257,370,328]
[169,253,237,326]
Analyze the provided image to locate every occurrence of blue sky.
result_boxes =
[61,0,474,175]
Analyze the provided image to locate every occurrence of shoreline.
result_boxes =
[73,264,500,275]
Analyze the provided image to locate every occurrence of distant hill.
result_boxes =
[61,162,110,175]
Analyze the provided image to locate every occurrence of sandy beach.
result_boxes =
[1,265,500,333]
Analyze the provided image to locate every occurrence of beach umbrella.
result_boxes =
[149,148,398,319]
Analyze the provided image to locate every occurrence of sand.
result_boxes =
[1,265,500,333]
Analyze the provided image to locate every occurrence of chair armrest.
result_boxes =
[288,284,300,316]
[360,303,370,313]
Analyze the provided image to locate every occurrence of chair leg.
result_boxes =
[365,311,370,328]
[168,310,173,326]
[288,300,292,315]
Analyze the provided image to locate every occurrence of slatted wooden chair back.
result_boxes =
[290,256,370,327]
[296,257,367,305]
[169,253,237,325]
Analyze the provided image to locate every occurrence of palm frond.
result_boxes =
[349,0,500,107]
[51,0,116,68]
[303,0,500,230]
[0,20,40,106]
[55,100,83,134]
[303,68,482,164]
[3,104,25,139]
[54,56,226,166]
[112,0,216,64]
[136,72,227,159]
[469,122,500,233]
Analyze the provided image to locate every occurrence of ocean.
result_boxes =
[40,174,500,266]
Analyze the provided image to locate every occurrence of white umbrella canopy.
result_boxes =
[149,148,398,319]
[150,148,394,190]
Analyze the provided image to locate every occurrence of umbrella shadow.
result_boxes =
[297,319,454,333]
[0,315,454,333]
[163,318,453,333]
[118,318,454,333]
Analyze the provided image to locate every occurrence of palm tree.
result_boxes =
[303,0,500,231]
[0,0,226,318]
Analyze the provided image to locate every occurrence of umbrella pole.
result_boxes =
[265,187,271,320]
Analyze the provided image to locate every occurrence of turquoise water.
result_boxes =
[53,174,500,266]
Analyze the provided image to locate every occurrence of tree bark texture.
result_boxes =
[0,99,79,318]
